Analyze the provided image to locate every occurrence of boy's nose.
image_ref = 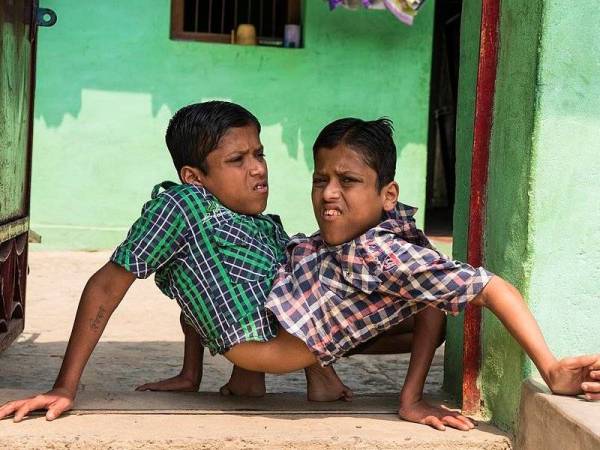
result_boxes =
[249,160,267,177]
[322,181,341,201]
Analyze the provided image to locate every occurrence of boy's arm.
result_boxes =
[0,262,135,422]
[398,307,475,431]
[472,276,600,399]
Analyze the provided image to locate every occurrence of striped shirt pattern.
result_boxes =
[111,182,289,355]
[265,203,493,366]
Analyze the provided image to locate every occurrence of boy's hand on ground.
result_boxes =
[547,354,600,400]
[0,388,74,422]
[398,399,476,431]
[135,374,199,392]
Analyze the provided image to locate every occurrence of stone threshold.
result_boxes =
[0,389,512,449]
[517,379,600,450]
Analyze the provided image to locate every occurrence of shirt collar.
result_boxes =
[382,202,418,222]
[312,202,418,251]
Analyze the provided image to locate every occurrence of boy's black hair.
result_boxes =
[165,101,261,174]
[312,117,396,190]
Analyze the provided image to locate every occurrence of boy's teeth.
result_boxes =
[325,209,341,216]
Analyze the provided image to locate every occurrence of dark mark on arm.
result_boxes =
[89,305,107,332]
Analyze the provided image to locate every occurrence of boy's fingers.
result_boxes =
[442,415,471,431]
[45,401,69,421]
[13,404,33,423]
[563,355,600,369]
[13,396,51,423]
[589,370,600,380]
[585,393,600,401]
[0,400,23,419]
[45,397,71,421]
[422,416,446,431]
[582,382,600,393]
[455,414,476,429]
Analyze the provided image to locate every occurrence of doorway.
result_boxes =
[424,0,462,250]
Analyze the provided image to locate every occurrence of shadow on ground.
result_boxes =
[0,338,444,395]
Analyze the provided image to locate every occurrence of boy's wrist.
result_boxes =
[533,355,558,385]
[179,368,202,385]
[51,384,77,399]
[398,385,424,406]
[538,356,559,385]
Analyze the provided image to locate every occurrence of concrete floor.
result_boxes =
[0,251,512,449]
[1,251,446,395]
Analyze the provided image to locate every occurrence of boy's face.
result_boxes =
[191,124,268,215]
[312,144,398,246]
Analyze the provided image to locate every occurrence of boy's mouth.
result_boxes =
[253,182,268,193]
[322,207,342,220]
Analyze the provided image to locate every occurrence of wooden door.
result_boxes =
[0,1,55,352]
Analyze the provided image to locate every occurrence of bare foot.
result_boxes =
[398,398,476,431]
[135,374,199,392]
[219,366,266,397]
[305,364,353,402]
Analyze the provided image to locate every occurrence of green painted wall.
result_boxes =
[479,0,543,431]
[442,0,482,400]
[526,0,600,374]
[31,0,434,249]
[455,0,600,433]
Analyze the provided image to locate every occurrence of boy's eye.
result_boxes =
[312,178,326,186]
[227,155,243,163]
[256,151,266,159]
[342,177,358,183]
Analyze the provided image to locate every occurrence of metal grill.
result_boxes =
[182,0,298,41]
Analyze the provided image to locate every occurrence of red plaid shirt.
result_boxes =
[265,203,493,365]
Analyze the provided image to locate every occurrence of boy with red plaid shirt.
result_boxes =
[227,117,600,431]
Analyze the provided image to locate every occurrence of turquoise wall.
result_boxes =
[526,0,600,371]
[31,0,435,249]
[450,0,600,432]
[483,0,600,431]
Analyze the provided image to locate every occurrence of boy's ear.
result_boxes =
[179,166,205,186]
[381,181,399,211]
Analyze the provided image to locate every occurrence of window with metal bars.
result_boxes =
[170,0,302,47]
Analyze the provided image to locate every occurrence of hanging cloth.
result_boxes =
[326,0,427,26]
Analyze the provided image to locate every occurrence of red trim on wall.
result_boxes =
[462,0,501,415]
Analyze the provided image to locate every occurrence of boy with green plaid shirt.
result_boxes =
[0,101,351,421]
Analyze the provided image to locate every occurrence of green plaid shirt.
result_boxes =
[111,181,289,354]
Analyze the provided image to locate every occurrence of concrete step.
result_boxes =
[517,379,600,450]
[0,389,512,449]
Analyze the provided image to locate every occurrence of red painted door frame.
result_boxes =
[462,0,501,414]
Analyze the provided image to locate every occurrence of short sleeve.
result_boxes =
[111,193,189,279]
[382,240,493,315]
